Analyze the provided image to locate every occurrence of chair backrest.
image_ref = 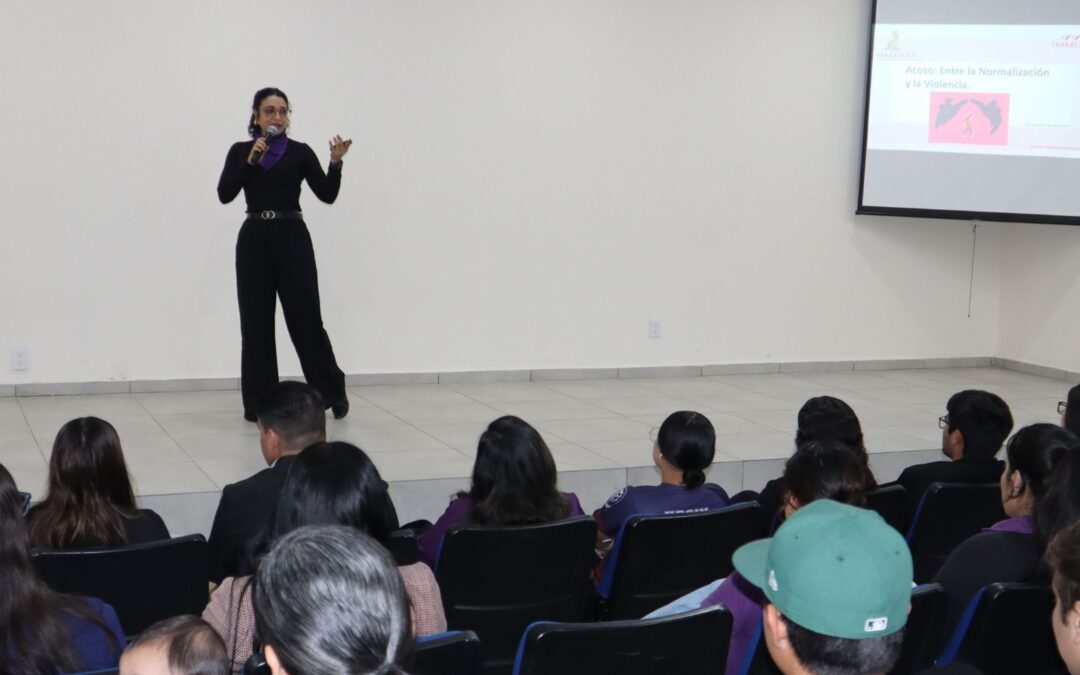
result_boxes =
[888,583,946,675]
[386,528,420,566]
[599,502,768,620]
[32,534,209,637]
[939,582,1065,675]
[512,606,732,675]
[435,516,597,674]
[906,483,1006,582]
[866,484,909,533]
[410,630,483,675]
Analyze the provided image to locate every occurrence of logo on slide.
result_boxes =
[876,29,916,61]
[928,93,1009,146]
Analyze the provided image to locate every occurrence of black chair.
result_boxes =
[866,484,909,533]
[512,606,732,675]
[937,582,1065,675]
[33,534,209,638]
[436,516,597,675]
[906,483,1006,582]
[888,583,947,675]
[410,630,482,675]
[598,502,768,619]
[386,528,420,565]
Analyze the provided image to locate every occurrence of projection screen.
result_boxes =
[858,0,1080,225]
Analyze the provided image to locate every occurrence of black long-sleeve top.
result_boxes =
[217,139,341,212]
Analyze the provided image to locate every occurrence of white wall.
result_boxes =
[0,1,1007,385]
[997,224,1080,373]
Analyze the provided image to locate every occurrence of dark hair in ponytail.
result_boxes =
[657,411,716,489]
[1006,423,1080,551]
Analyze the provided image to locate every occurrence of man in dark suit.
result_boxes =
[895,389,1013,520]
[207,381,326,583]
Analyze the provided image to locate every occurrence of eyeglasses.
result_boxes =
[938,415,949,430]
[1059,401,1068,415]
[259,106,291,118]
[649,427,659,443]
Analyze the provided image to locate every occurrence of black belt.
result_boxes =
[246,210,304,221]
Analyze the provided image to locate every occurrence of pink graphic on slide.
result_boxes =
[928,93,1009,146]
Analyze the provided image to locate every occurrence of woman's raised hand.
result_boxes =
[329,135,352,164]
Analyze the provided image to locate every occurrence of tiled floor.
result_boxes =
[0,366,1066,534]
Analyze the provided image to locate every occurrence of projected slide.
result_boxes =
[867,25,1080,158]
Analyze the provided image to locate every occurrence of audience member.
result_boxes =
[1062,384,1080,437]
[119,615,228,675]
[252,525,412,675]
[934,423,1080,637]
[745,396,874,521]
[594,411,728,556]
[206,381,326,583]
[203,441,443,672]
[0,464,126,674]
[678,439,872,675]
[734,499,912,675]
[894,390,1012,517]
[416,415,584,568]
[27,416,169,548]
[1046,518,1080,675]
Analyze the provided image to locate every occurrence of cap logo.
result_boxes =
[768,569,778,592]
[864,617,888,632]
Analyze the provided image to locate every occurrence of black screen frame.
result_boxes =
[855,0,1080,227]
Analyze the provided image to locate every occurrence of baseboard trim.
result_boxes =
[5,355,1074,397]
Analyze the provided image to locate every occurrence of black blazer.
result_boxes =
[207,454,296,583]
[895,457,1004,520]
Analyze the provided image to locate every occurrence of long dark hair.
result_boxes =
[461,416,570,525]
[795,396,877,489]
[0,467,121,673]
[248,87,289,138]
[657,411,715,489]
[1006,423,1080,550]
[783,439,870,509]
[268,442,399,545]
[28,417,139,548]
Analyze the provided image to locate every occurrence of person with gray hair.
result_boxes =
[252,525,411,675]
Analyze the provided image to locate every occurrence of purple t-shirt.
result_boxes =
[984,515,1035,534]
[701,571,765,675]
[596,483,730,537]
[417,492,585,569]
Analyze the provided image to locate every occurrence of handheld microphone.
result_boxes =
[250,125,279,164]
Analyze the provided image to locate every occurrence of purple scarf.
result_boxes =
[259,132,289,170]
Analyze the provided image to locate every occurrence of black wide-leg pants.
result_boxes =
[235,218,346,415]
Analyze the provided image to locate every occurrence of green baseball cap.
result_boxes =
[733,499,913,640]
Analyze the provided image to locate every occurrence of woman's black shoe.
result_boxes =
[331,398,349,420]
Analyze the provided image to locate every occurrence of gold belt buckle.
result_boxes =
[260,210,276,220]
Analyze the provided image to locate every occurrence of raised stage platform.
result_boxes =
[0,365,1065,536]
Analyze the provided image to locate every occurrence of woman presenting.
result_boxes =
[217,87,350,421]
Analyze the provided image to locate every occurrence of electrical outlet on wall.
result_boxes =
[10,346,30,371]
[648,320,663,339]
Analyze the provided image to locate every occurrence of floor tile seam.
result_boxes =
[440,381,567,405]
[17,397,53,462]
[583,392,707,418]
